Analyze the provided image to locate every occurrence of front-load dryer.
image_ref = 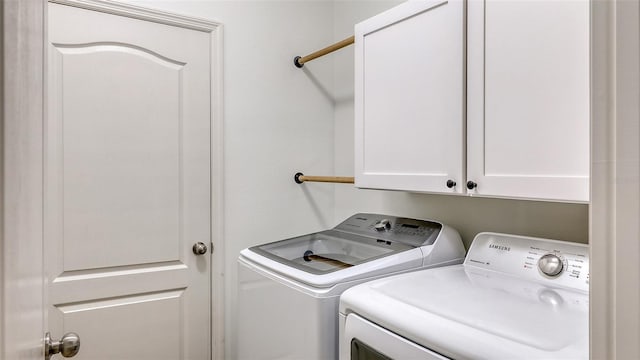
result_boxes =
[339,232,589,360]
[236,213,466,360]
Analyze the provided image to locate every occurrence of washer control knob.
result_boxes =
[374,219,391,232]
[538,254,564,277]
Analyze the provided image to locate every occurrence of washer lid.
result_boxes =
[340,265,589,359]
[249,229,414,275]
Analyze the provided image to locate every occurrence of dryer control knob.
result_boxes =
[538,254,564,277]
[374,219,391,232]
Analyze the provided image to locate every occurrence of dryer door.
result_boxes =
[341,313,448,360]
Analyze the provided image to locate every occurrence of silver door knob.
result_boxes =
[193,242,208,255]
[45,332,80,359]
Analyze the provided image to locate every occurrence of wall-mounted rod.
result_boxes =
[294,172,355,184]
[303,250,353,269]
[294,35,355,68]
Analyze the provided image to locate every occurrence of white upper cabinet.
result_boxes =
[466,0,590,202]
[355,0,590,203]
[354,0,465,194]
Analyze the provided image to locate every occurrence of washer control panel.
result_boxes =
[465,232,589,292]
[334,213,443,247]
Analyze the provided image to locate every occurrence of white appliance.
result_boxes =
[237,213,466,360]
[339,232,589,360]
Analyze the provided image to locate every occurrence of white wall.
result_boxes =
[117,1,336,358]
[332,0,589,248]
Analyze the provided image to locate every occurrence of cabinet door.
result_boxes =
[467,0,590,202]
[354,0,465,194]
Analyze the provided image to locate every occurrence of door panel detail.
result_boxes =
[53,290,185,360]
[50,42,185,271]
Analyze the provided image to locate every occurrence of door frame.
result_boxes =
[590,0,640,358]
[1,1,46,358]
[1,1,225,359]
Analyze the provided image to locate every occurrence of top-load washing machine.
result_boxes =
[237,213,466,360]
[339,232,589,360]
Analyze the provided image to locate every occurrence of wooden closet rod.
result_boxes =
[294,35,355,68]
[294,172,355,184]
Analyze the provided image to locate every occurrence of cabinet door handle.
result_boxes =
[446,180,456,188]
[466,181,478,190]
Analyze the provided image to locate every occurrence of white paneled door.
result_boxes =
[46,2,215,359]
